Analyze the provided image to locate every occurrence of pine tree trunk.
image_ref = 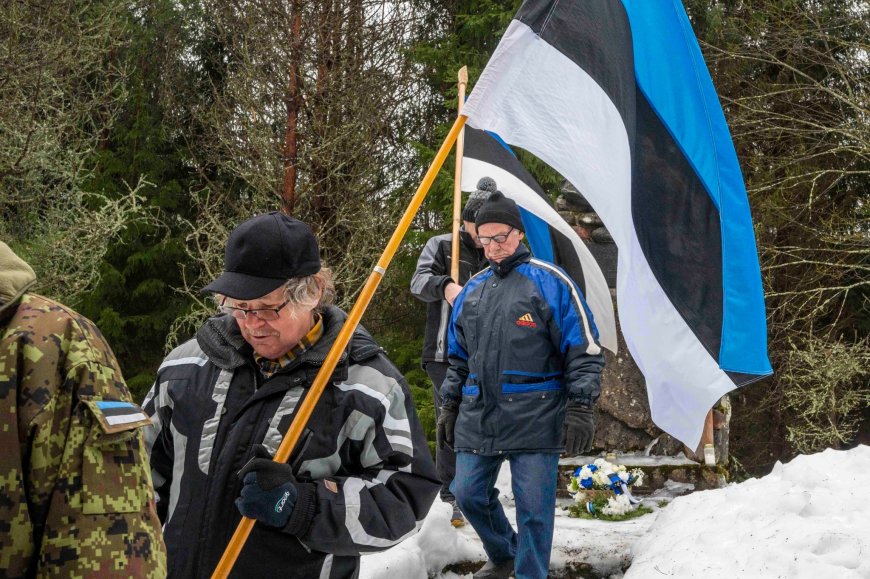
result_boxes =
[282,0,303,215]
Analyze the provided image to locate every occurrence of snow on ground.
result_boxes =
[360,461,662,578]
[359,446,870,579]
[625,445,870,579]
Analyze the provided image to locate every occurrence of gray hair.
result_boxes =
[212,266,335,317]
[282,266,335,315]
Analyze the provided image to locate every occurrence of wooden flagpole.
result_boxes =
[450,66,468,282]
[210,114,468,578]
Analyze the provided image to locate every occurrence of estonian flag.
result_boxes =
[461,125,618,354]
[463,0,772,448]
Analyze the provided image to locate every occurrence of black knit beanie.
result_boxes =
[462,177,498,222]
[475,191,524,232]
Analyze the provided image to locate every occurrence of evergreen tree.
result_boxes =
[80,1,202,398]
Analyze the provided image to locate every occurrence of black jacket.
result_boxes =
[143,306,439,578]
[442,245,605,454]
[410,230,487,364]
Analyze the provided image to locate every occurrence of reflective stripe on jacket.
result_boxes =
[143,306,439,578]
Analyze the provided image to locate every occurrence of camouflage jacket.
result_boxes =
[0,246,166,578]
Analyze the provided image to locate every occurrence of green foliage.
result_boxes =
[0,0,153,307]
[782,336,870,453]
[74,0,202,395]
[566,501,653,522]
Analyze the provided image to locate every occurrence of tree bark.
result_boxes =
[282,0,303,215]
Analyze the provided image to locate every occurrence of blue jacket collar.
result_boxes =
[489,244,531,278]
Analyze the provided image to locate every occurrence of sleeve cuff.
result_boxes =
[567,393,594,407]
[283,482,317,536]
[436,276,453,296]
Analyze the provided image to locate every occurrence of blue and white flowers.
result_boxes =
[567,458,645,517]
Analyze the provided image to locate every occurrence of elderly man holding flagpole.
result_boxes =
[143,212,439,578]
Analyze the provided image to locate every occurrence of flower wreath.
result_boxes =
[567,458,645,517]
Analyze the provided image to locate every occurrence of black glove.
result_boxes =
[236,446,298,527]
[562,404,595,455]
[436,404,458,450]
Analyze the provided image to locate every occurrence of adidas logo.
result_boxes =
[516,313,537,328]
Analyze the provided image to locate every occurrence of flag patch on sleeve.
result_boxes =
[82,398,152,434]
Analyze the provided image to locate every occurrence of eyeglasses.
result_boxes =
[477,228,514,246]
[220,297,290,321]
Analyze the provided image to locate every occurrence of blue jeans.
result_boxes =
[452,452,559,579]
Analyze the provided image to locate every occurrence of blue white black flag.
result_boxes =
[463,0,772,448]
[461,126,617,354]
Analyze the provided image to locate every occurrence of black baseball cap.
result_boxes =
[203,212,321,300]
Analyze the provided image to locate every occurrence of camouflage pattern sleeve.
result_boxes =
[0,294,167,578]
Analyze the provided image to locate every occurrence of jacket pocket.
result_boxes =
[456,375,483,449]
[461,374,481,400]
[498,380,564,449]
[78,396,152,514]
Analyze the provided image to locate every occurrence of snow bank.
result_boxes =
[359,499,484,579]
[362,447,870,578]
[625,445,870,579]
[361,461,657,578]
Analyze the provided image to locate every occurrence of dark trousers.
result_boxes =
[424,361,456,502]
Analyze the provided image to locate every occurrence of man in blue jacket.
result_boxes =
[437,192,605,579]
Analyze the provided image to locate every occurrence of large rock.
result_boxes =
[593,309,656,450]
[559,180,594,212]
[577,212,603,227]
[557,210,577,226]
[592,305,685,456]
[586,242,617,289]
[591,226,613,244]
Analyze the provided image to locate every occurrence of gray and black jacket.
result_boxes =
[442,245,605,455]
[143,306,439,578]
[410,230,486,364]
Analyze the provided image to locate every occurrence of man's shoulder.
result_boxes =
[419,232,453,254]
[2,294,135,432]
[10,293,98,339]
[157,336,212,374]
[524,258,572,284]
[526,257,561,272]
[3,293,119,371]
[465,266,492,287]
[515,259,582,303]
